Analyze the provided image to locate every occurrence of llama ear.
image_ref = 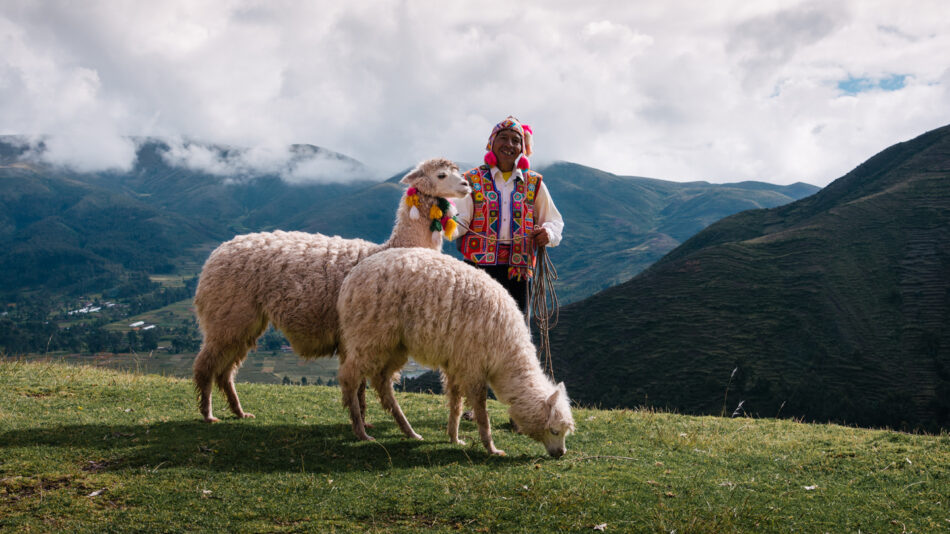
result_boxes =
[546,388,560,408]
[400,166,424,185]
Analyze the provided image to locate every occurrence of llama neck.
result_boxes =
[385,193,444,250]
[489,346,553,407]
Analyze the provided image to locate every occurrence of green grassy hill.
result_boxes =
[549,124,950,432]
[1,361,947,533]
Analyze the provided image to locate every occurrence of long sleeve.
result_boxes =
[534,181,564,247]
[454,191,474,239]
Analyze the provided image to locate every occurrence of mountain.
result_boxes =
[0,138,376,297]
[0,163,217,296]
[0,136,818,302]
[548,124,950,431]
[535,163,819,301]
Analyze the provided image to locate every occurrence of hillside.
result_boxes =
[1,361,946,532]
[0,136,818,304]
[0,164,218,296]
[548,124,950,431]
[536,163,819,301]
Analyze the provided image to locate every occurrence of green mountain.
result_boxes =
[0,136,818,303]
[536,163,819,301]
[0,163,217,296]
[548,124,950,431]
[0,138,374,297]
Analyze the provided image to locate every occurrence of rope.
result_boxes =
[531,245,559,378]
[453,219,560,378]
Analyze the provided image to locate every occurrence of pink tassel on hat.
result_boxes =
[484,151,497,166]
[517,155,530,170]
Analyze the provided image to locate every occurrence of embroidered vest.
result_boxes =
[458,165,542,280]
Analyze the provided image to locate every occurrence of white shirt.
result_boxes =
[455,166,564,247]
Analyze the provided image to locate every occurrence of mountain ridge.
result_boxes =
[0,136,818,301]
[548,123,950,431]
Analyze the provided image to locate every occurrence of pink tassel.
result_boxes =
[483,151,497,166]
[406,187,417,196]
[517,155,530,170]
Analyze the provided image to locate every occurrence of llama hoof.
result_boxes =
[451,438,466,446]
[357,433,375,442]
[238,412,255,419]
[490,449,507,457]
[364,422,374,429]
[409,432,423,440]
[204,416,220,423]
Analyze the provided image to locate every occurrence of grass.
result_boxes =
[1,360,948,533]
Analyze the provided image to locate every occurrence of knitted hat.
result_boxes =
[485,116,533,169]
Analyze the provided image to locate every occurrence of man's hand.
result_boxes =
[530,227,549,249]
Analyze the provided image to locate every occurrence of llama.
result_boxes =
[337,247,575,458]
[193,158,471,422]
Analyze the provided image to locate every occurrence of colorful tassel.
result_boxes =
[484,151,498,166]
[409,206,420,220]
[443,218,458,239]
[429,205,443,220]
[517,155,530,170]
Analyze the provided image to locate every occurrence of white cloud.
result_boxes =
[1,0,948,186]
[158,140,370,184]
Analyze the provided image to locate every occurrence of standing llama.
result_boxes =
[337,247,575,458]
[193,158,470,422]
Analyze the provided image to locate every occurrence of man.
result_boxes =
[455,116,564,312]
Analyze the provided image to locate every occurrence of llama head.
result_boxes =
[400,158,471,199]
[510,381,575,458]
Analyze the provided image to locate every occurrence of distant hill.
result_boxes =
[535,163,819,301]
[548,124,950,431]
[0,163,217,296]
[0,136,818,302]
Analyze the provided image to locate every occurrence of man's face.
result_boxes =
[491,129,523,170]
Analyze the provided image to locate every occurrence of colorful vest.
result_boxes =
[458,165,543,280]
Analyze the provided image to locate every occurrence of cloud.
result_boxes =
[1,0,948,186]
[158,140,370,184]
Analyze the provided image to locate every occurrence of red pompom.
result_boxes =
[517,155,530,169]
[484,151,498,166]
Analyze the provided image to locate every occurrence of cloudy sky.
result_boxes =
[2,0,948,186]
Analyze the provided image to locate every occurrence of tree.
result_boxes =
[141,328,159,351]
[127,330,139,352]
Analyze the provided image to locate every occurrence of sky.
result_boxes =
[1,0,948,186]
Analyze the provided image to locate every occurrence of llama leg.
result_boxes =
[193,345,219,422]
[470,383,504,456]
[372,371,422,440]
[339,356,374,441]
[358,380,374,429]
[218,312,267,419]
[217,363,254,419]
[444,373,465,445]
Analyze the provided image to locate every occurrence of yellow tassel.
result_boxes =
[429,205,443,220]
[444,218,457,239]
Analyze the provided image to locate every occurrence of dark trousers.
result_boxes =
[466,262,530,313]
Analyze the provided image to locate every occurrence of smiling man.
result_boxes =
[455,116,565,313]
